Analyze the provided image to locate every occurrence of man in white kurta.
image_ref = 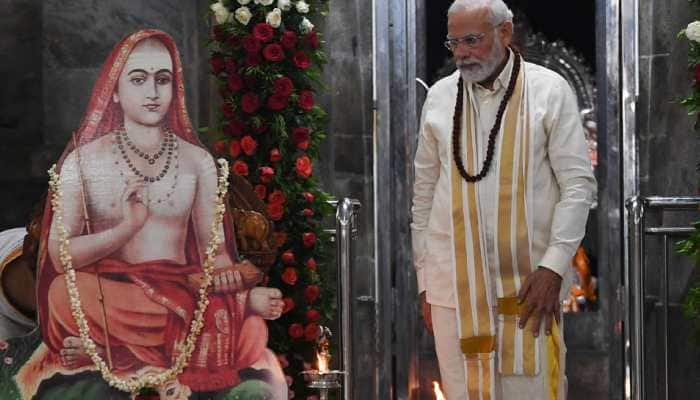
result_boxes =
[411,1,596,399]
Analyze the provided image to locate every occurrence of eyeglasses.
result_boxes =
[444,33,488,51]
[444,23,501,51]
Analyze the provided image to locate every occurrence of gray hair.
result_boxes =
[447,0,514,25]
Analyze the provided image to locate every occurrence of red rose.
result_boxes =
[302,208,314,217]
[292,127,310,143]
[304,323,320,341]
[270,148,281,162]
[281,250,295,264]
[253,23,275,43]
[242,35,262,53]
[240,135,257,155]
[229,140,241,158]
[273,77,294,97]
[259,166,275,183]
[303,192,315,203]
[227,74,243,92]
[695,64,700,84]
[295,155,312,178]
[222,103,235,119]
[293,51,311,69]
[302,232,317,248]
[241,93,260,114]
[246,52,261,66]
[267,94,289,111]
[225,58,238,74]
[304,285,320,303]
[274,231,288,246]
[296,140,309,150]
[268,190,286,205]
[281,30,298,49]
[254,184,267,200]
[268,202,284,221]
[281,267,298,285]
[306,31,319,49]
[282,298,295,314]
[233,160,249,176]
[211,140,225,155]
[288,323,304,339]
[306,257,317,271]
[212,26,226,42]
[306,309,320,322]
[298,90,314,111]
[210,55,225,74]
[263,43,285,62]
[224,120,246,137]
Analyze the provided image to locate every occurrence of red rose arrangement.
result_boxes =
[208,2,332,397]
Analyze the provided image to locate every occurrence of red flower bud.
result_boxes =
[298,90,314,111]
[302,208,314,217]
[296,140,309,150]
[253,23,275,43]
[270,148,282,162]
[273,77,294,97]
[302,232,317,248]
[303,192,315,203]
[306,257,317,271]
[233,160,249,176]
[281,250,295,264]
[281,267,298,285]
[229,140,241,158]
[263,43,286,62]
[288,323,304,339]
[282,298,295,314]
[304,285,320,303]
[268,203,284,221]
[306,309,320,323]
[241,135,258,156]
[268,189,286,205]
[304,322,320,341]
[254,184,267,200]
[274,231,288,247]
[281,30,298,49]
[293,51,311,69]
[212,140,226,155]
[259,166,275,183]
[295,155,312,178]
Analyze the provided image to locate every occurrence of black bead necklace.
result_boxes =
[452,49,521,183]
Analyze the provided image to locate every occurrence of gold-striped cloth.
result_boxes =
[450,62,561,399]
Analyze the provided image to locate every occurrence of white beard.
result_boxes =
[456,41,506,84]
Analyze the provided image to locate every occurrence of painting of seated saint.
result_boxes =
[7,29,287,400]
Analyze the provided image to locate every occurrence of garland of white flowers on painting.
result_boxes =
[677,10,700,346]
[47,159,230,395]
[206,1,335,398]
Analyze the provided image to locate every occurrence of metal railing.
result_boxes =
[624,196,700,400]
[326,198,361,400]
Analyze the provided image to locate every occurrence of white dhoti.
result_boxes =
[432,304,567,400]
[0,227,36,341]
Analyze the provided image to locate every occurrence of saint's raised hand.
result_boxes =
[517,267,562,337]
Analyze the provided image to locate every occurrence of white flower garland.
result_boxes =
[47,158,230,395]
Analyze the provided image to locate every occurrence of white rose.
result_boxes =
[234,6,253,25]
[266,8,283,28]
[299,17,314,34]
[237,0,251,4]
[687,21,700,43]
[296,0,310,14]
[255,0,274,5]
[278,0,292,11]
[210,2,230,25]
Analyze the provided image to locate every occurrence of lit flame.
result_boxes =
[433,381,446,400]
[317,352,329,373]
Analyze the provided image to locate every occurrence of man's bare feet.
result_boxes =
[59,336,104,369]
[249,287,284,320]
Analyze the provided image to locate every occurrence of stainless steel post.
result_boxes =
[625,196,644,400]
[336,198,360,400]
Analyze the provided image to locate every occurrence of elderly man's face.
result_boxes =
[447,7,513,84]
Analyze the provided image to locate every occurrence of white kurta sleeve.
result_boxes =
[411,95,441,293]
[537,77,597,277]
